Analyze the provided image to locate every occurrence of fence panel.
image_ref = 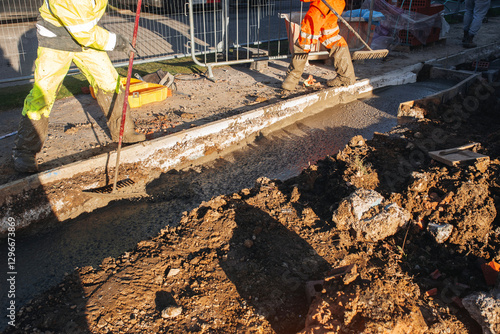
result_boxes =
[0,0,231,83]
[0,0,40,81]
[0,0,372,83]
[190,0,378,77]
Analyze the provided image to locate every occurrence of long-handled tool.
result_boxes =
[320,0,388,60]
[84,0,146,198]
[438,142,479,156]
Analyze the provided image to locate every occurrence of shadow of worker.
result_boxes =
[219,180,332,334]
[17,27,38,78]
[1,267,91,333]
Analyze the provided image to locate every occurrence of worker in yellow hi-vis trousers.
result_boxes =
[13,0,145,173]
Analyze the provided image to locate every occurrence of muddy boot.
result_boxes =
[463,34,477,48]
[282,44,309,91]
[95,88,146,144]
[326,46,356,88]
[12,115,49,173]
[462,30,469,43]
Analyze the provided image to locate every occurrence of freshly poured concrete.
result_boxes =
[2,41,500,235]
[0,65,421,235]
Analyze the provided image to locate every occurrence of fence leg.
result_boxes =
[206,65,215,81]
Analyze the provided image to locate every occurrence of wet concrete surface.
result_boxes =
[0,79,456,330]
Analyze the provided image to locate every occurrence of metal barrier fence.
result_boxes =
[189,0,380,78]
[0,0,372,83]
[188,0,376,78]
[0,0,219,83]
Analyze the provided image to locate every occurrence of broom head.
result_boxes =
[352,49,389,60]
[83,178,147,198]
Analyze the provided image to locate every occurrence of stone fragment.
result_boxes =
[332,189,409,242]
[161,306,182,318]
[348,135,365,147]
[427,222,453,243]
[332,188,384,229]
[167,268,181,278]
[409,172,430,193]
[96,317,107,328]
[353,203,409,242]
[463,291,500,334]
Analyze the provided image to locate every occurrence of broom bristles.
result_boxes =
[352,49,389,60]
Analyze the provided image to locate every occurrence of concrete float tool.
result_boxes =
[84,0,146,199]
[320,0,389,60]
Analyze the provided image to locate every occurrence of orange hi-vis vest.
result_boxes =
[298,0,348,51]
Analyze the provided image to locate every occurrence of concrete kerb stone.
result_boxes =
[397,43,500,120]
[426,42,500,69]
[398,69,482,118]
[0,64,422,236]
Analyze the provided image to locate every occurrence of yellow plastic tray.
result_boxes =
[121,78,172,108]
[90,78,172,108]
[122,79,172,108]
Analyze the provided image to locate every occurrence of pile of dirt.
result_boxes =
[5,78,500,333]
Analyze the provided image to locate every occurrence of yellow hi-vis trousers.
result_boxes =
[23,47,119,120]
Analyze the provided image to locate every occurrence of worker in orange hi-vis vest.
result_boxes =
[282,0,356,91]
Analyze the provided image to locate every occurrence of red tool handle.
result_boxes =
[118,0,142,146]
[112,0,142,193]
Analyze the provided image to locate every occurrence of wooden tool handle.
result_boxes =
[439,142,479,156]
[320,0,373,51]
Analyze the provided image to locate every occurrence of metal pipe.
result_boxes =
[189,0,215,78]
[0,131,17,140]
[367,0,375,42]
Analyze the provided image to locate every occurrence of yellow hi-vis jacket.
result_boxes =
[38,0,116,51]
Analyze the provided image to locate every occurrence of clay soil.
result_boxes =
[4,70,500,333]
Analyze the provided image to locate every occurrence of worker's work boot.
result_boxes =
[326,46,356,88]
[12,115,49,173]
[95,88,146,144]
[463,34,477,48]
[462,30,469,43]
[282,44,309,91]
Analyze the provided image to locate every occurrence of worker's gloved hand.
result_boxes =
[115,34,139,57]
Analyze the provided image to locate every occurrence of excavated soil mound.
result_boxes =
[5,78,500,333]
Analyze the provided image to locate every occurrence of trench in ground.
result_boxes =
[0,78,457,329]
